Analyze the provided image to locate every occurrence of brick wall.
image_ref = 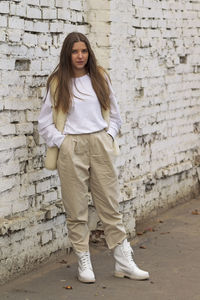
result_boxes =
[0,0,88,283]
[1,0,200,283]
[109,0,200,221]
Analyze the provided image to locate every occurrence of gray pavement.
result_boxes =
[0,197,200,300]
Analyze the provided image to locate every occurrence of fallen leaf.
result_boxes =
[63,285,72,290]
[144,227,155,232]
[137,232,144,235]
[160,231,170,235]
[59,260,68,264]
[192,209,200,215]
[139,245,147,249]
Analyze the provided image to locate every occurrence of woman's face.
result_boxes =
[71,41,89,76]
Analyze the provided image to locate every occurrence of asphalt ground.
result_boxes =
[0,197,200,300]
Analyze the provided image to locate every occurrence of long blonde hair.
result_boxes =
[47,32,111,113]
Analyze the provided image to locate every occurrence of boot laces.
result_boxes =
[123,243,137,267]
[79,252,92,270]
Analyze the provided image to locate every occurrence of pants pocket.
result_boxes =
[104,131,114,148]
[58,135,74,159]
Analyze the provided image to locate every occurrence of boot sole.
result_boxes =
[78,275,96,284]
[114,271,149,281]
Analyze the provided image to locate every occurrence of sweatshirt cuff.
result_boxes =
[107,128,117,139]
[54,135,66,148]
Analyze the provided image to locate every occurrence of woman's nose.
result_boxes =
[78,51,83,58]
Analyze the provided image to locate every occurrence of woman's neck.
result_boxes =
[73,69,87,78]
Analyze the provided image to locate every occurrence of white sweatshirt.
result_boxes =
[38,74,122,148]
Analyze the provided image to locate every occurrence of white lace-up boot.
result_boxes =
[76,251,95,283]
[113,239,149,280]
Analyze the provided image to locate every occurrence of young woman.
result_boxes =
[38,32,149,283]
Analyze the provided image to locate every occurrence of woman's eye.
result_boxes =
[82,49,88,53]
[72,50,77,54]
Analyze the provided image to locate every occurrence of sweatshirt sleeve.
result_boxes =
[106,79,122,139]
[38,90,65,148]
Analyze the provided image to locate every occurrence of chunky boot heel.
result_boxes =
[113,239,149,280]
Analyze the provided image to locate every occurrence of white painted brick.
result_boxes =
[8,16,24,29]
[135,28,146,38]
[0,1,9,14]
[38,35,52,47]
[41,58,55,70]
[0,202,12,218]
[23,33,38,47]
[40,230,53,245]
[49,21,64,32]
[69,1,82,10]
[10,3,26,17]
[0,177,16,193]
[16,123,33,134]
[34,46,49,58]
[33,21,48,32]
[15,148,29,160]
[147,29,161,38]
[24,20,34,31]
[0,112,11,125]
[140,19,151,28]
[17,4,26,17]
[27,6,41,19]
[30,60,42,72]
[132,0,142,6]
[0,136,26,151]
[89,10,110,22]
[0,185,20,204]
[36,180,51,193]
[20,184,35,197]
[77,11,84,22]
[26,110,40,122]
[57,8,71,20]
[0,15,7,27]
[0,83,9,97]
[42,8,57,19]
[0,150,13,164]
[50,175,60,188]
[4,98,40,110]
[43,190,58,204]
[12,199,29,214]
[0,124,16,136]
[2,161,20,176]
[40,0,54,6]
[45,205,59,219]
[26,0,40,5]
[49,46,60,57]
[55,0,64,7]
[0,58,15,71]
[0,28,6,41]
[7,29,22,43]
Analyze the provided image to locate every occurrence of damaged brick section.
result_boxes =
[15,59,31,71]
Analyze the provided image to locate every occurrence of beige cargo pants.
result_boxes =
[57,130,126,252]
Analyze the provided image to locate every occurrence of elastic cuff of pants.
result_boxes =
[107,236,127,250]
[73,247,90,254]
